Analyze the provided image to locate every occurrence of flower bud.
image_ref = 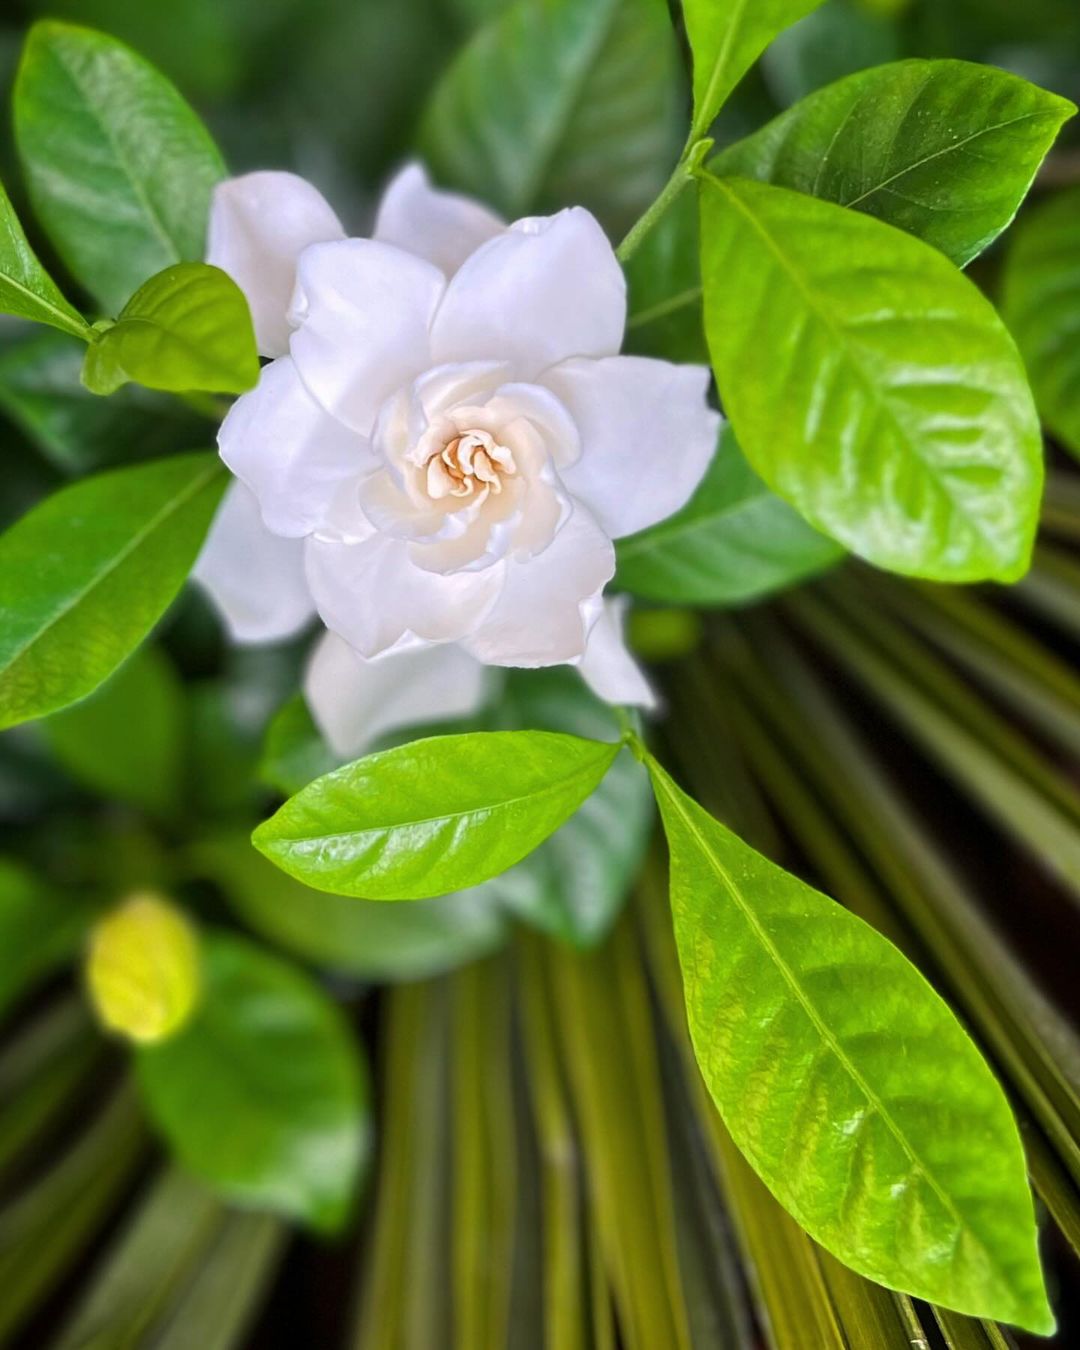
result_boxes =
[86,893,201,1045]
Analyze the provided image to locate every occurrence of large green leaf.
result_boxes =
[42,646,184,817]
[253,730,621,900]
[0,857,97,1016]
[1002,185,1080,461]
[83,264,258,396]
[0,181,87,338]
[137,931,370,1232]
[418,0,682,233]
[683,0,826,142]
[713,60,1075,268]
[0,452,226,730]
[616,426,843,606]
[646,754,1053,1334]
[14,21,226,314]
[197,836,509,982]
[0,332,206,475]
[698,175,1043,582]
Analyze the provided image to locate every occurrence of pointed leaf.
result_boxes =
[253,730,621,900]
[699,175,1043,582]
[646,754,1053,1334]
[0,181,87,337]
[616,425,843,605]
[684,0,826,141]
[137,931,370,1232]
[0,452,226,729]
[713,59,1075,267]
[14,21,225,313]
[83,263,258,396]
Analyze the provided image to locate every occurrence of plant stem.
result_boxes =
[615,140,712,265]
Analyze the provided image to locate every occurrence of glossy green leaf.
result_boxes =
[1002,185,1080,461]
[0,181,87,338]
[683,0,826,141]
[14,21,226,313]
[43,646,184,817]
[713,59,1076,267]
[616,426,843,606]
[197,835,509,982]
[0,332,206,475]
[0,857,97,1016]
[419,0,682,233]
[0,452,226,730]
[137,931,370,1232]
[646,754,1053,1334]
[82,264,258,396]
[487,669,653,947]
[253,730,621,900]
[698,175,1043,582]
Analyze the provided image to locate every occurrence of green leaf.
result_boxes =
[616,425,844,606]
[0,181,87,338]
[82,264,258,396]
[196,835,509,982]
[0,857,97,1016]
[487,669,654,947]
[683,0,826,142]
[761,0,901,106]
[1002,185,1080,461]
[137,931,370,1232]
[0,332,206,475]
[0,452,226,730]
[713,59,1076,267]
[14,21,226,314]
[253,730,621,900]
[259,694,342,799]
[646,754,1053,1334]
[42,646,184,817]
[624,186,709,366]
[418,0,683,233]
[698,175,1043,582]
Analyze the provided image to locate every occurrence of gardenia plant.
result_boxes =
[0,4,1075,1340]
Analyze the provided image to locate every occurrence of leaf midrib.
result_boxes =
[692,0,750,140]
[0,458,222,686]
[652,762,1011,1293]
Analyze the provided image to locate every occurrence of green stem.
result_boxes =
[615,140,712,265]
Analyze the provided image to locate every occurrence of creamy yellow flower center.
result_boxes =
[425,430,517,501]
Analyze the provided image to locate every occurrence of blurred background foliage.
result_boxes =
[1,0,1080,1347]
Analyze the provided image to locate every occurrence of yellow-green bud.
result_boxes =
[86,893,201,1045]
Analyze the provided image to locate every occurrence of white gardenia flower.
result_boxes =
[196,163,720,735]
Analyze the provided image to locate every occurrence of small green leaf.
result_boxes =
[14,21,226,314]
[253,730,621,900]
[82,263,258,397]
[616,426,844,606]
[0,452,226,730]
[43,646,185,817]
[197,835,509,982]
[698,175,1043,582]
[683,0,826,141]
[0,181,87,338]
[646,754,1053,1334]
[137,931,370,1232]
[1002,185,1080,461]
[0,857,97,1017]
[713,59,1076,267]
[419,0,682,233]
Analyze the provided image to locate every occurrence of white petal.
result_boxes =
[461,504,615,666]
[546,356,721,539]
[193,482,316,644]
[288,239,445,434]
[430,208,625,379]
[305,533,505,658]
[579,598,656,709]
[218,357,367,538]
[373,163,505,277]
[304,630,490,758]
[207,172,344,358]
